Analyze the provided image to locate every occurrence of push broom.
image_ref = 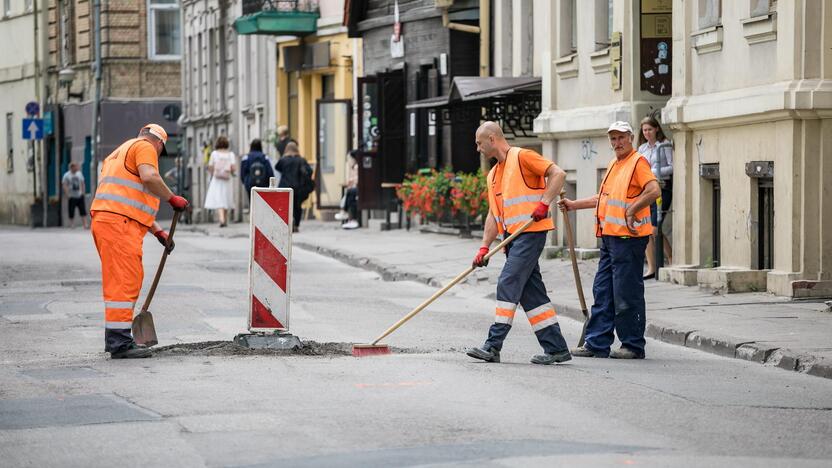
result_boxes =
[352,218,535,357]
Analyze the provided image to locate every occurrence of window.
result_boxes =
[25,0,32,12]
[570,0,577,53]
[595,0,613,50]
[4,0,11,16]
[698,0,721,29]
[750,0,775,16]
[148,0,181,60]
[6,113,13,173]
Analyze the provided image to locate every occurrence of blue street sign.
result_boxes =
[25,101,40,116]
[22,118,44,140]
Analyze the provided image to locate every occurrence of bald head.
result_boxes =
[476,121,505,140]
[475,121,509,162]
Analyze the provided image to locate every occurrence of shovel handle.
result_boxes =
[139,211,181,313]
[369,218,535,345]
[559,192,588,315]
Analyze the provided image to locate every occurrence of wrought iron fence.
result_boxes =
[242,0,319,15]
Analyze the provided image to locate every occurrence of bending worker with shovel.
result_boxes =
[90,124,189,359]
[466,122,572,365]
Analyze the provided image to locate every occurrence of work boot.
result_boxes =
[530,350,572,365]
[571,346,608,358]
[610,347,644,359]
[110,343,152,359]
[466,345,500,363]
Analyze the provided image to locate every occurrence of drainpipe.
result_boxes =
[479,0,489,77]
[91,0,102,191]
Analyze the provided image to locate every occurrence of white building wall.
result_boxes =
[0,0,46,224]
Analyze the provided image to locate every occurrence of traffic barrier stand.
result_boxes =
[233,180,302,350]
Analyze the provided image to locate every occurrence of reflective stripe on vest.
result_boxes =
[91,139,161,227]
[594,151,653,237]
[487,147,555,235]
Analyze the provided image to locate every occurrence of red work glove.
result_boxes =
[153,229,175,253]
[168,195,189,211]
[472,246,490,268]
[531,201,550,221]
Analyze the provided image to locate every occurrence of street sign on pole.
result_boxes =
[25,101,40,116]
[22,119,44,140]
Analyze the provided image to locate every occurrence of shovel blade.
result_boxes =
[132,311,158,347]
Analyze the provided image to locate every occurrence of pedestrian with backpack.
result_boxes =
[275,141,315,232]
[240,139,275,199]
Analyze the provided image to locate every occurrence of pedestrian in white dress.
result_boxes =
[204,136,236,227]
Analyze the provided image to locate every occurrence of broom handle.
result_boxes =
[370,218,535,345]
[559,192,588,316]
[139,211,181,314]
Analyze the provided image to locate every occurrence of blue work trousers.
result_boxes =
[584,235,649,357]
[483,231,569,354]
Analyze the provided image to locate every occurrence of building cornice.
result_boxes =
[533,101,633,139]
[663,79,832,131]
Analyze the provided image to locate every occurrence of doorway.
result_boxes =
[316,99,351,209]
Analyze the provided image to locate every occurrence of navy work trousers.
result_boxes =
[584,235,649,358]
[483,231,569,354]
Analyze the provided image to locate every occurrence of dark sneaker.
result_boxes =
[610,347,644,359]
[530,350,572,365]
[571,346,607,358]
[110,343,152,359]
[466,346,500,363]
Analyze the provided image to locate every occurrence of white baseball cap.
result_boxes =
[607,121,634,134]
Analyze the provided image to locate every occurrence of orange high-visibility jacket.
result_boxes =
[487,147,555,235]
[595,150,653,237]
[90,139,160,227]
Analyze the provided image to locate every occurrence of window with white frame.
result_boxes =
[148,0,181,60]
[570,0,577,53]
[595,0,612,50]
[559,0,577,57]
[750,0,775,16]
[698,0,722,29]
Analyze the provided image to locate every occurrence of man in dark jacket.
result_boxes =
[240,139,275,198]
[275,141,314,232]
[275,126,297,158]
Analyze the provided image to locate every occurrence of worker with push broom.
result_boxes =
[465,122,572,365]
[90,124,189,359]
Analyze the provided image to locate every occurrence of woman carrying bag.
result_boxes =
[204,136,236,227]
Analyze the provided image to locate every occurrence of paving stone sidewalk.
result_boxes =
[181,221,832,379]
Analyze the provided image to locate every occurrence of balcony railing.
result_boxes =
[236,0,320,36]
[242,0,320,16]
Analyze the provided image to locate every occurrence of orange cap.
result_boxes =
[141,123,169,156]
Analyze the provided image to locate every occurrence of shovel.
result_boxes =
[133,211,181,347]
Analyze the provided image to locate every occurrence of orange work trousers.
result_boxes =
[91,211,147,352]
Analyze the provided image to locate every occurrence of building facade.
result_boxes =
[276,0,354,214]
[662,0,832,297]
[0,0,46,225]
[183,0,279,222]
[42,0,182,223]
[534,0,673,250]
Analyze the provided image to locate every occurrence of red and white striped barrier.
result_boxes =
[248,187,293,332]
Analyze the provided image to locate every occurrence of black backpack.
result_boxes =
[249,158,269,187]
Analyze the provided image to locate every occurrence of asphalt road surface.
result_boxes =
[1,227,831,467]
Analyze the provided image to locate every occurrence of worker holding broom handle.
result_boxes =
[558,121,659,359]
[90,124,189,359]
[466,122,572,365]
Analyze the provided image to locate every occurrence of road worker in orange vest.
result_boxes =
[465,121,572,365]
[90,124,189,359]
[558,121,660,359]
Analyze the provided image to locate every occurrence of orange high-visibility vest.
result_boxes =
[595,150,652,237]
[487,147,555,235]
[90,139,160,227]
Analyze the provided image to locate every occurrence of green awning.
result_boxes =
[233,10,319,36]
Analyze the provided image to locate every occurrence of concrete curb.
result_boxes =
[295,239,832,381]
